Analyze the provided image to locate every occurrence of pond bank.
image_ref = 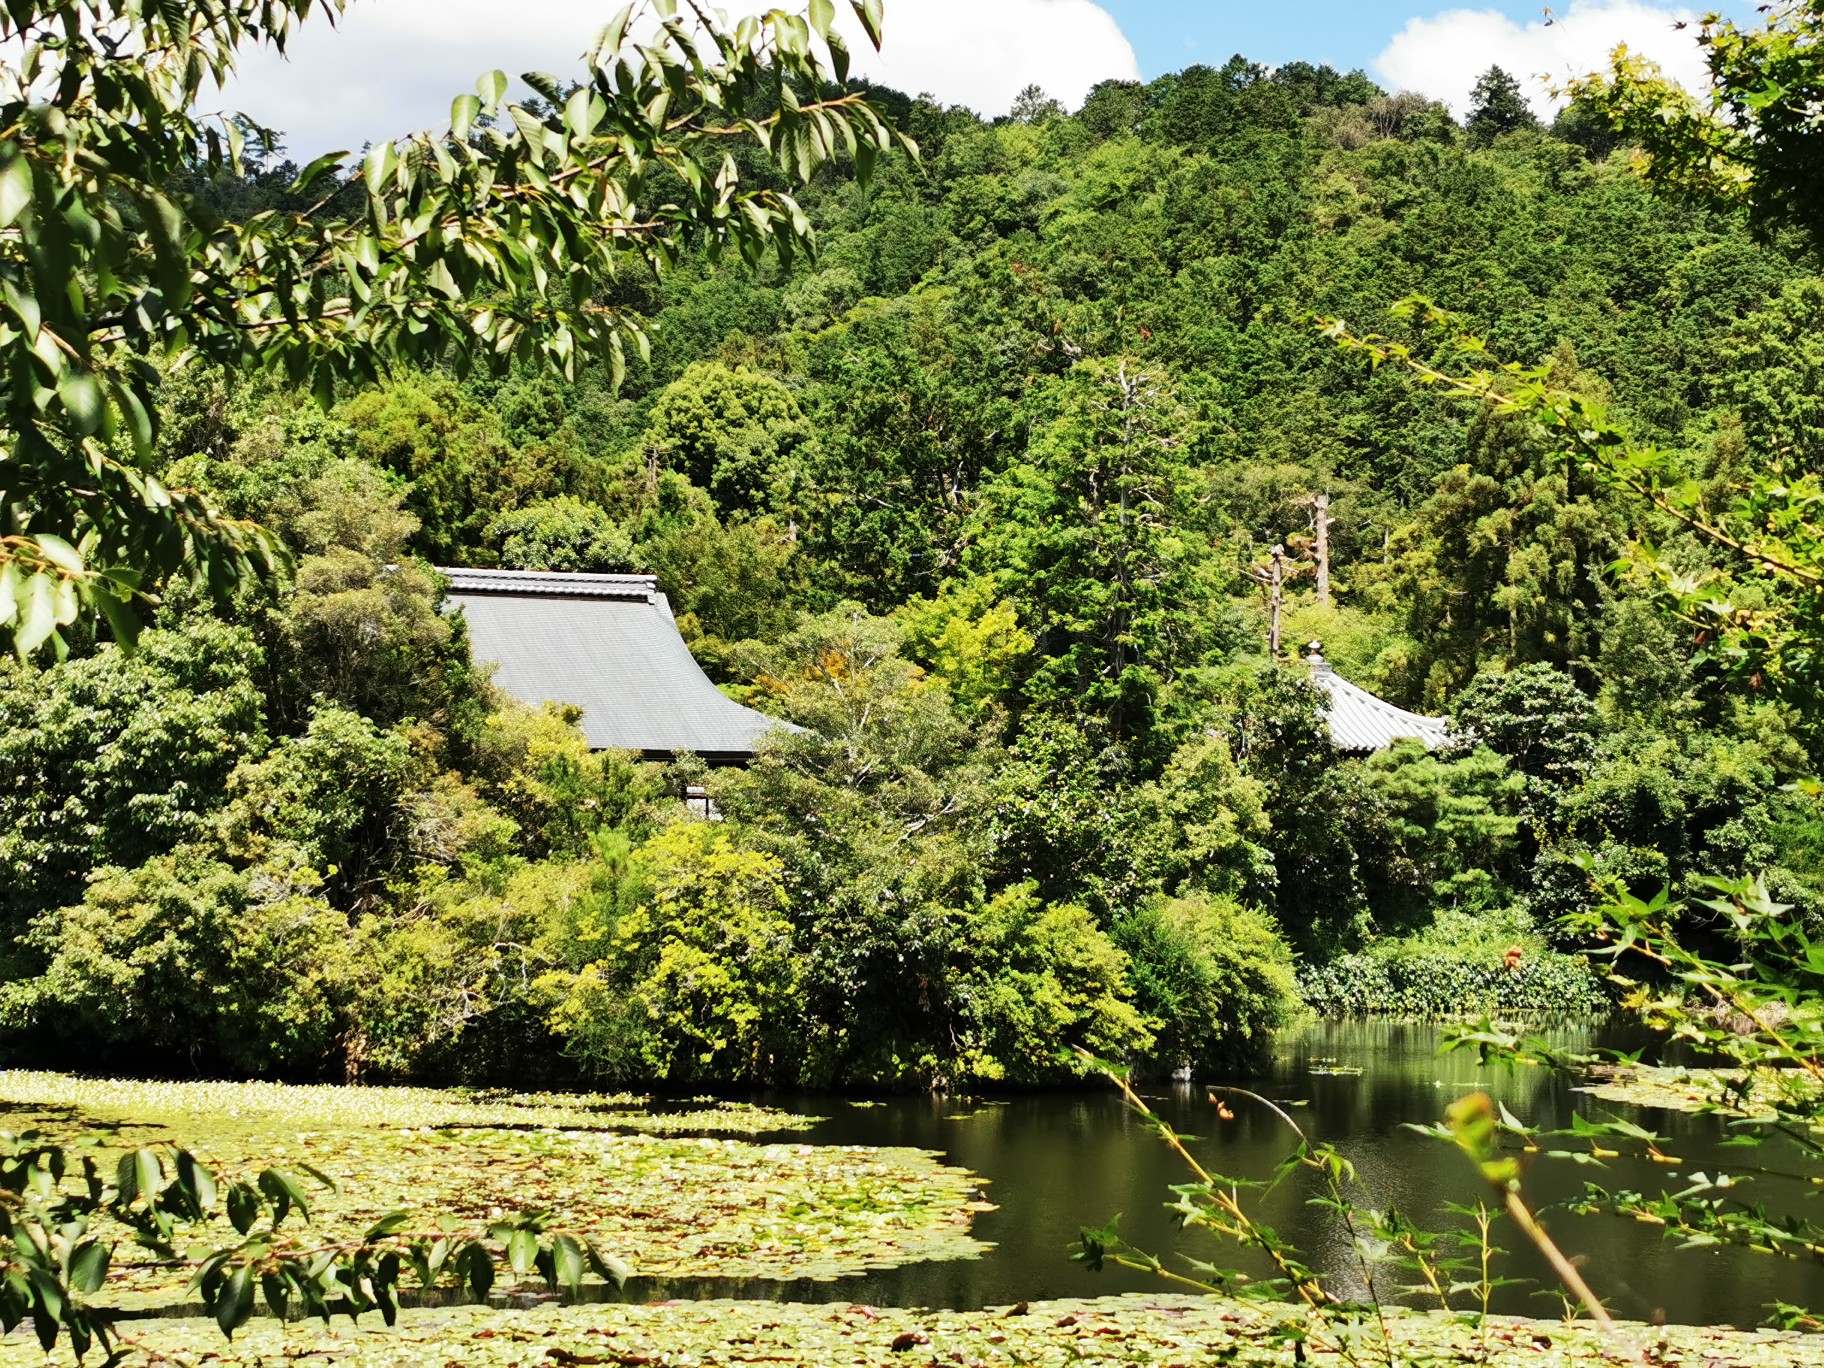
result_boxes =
[10,1296,1823,1367]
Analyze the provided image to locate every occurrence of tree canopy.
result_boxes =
[5,15,1824,1099]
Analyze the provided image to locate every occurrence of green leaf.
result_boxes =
[30,535,82,575]
[587,1245,631,1288]
[215,1267,253,1339]
[808,0,834,38]
[455,1242,494,1302]
[260,1271,289,1319]
[133,1150,161,1206]
[259,1167,311,1233]
[289,151,347,193]
[297,1163,338,1192]
[0,153,30,228]
[564,86,598,140]
[852,0,884,47]
[0,562,20,629]
[225,1183,259,1236]
[551,1233,586,1290]
[3,279,39,338]
[28,1270,62,1351]
[363,141,398,197]
[56,372,107,436]
[477,70,510,110]
[68,1242,108,1294]
[591,5,634,64]
[451,94,481,141]
[175,1151,217,1213]
[364,1211,410,1242]
[506,1227,538,1275]
[113,1151,140,1205]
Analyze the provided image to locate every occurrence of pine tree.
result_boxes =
[1466,65,1540,145]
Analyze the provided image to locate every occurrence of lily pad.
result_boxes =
[0,1071,822,1136]
[10,1294,1823,1367]
[1574,1064,1817,1119]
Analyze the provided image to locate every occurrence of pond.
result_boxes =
[615,1018,1821,1328]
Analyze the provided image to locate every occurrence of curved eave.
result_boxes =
[1309,667,1452,753]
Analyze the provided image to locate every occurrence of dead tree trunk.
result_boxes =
[1251,545,1288,657]
[1269,544,1286,655]
[1310,492,1333,606]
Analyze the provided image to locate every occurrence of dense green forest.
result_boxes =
[5,56,1821,1090]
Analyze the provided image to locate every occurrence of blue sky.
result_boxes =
[223,0,1734,160]
[1103,0,1569,75]
[1100,0,1725,120]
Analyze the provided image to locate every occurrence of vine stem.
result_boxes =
[1501,1189,1613,1330]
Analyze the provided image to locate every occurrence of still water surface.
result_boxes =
[622,1019,1822,1327]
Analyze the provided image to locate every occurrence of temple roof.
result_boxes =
[440,567,791,763]
[1305,650,1452,753]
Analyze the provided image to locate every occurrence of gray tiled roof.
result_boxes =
[1307,656,1451,753]
[440,567,792,761]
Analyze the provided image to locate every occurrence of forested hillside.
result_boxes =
[5,57,1820,1089]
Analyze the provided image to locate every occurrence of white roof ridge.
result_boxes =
[437,567,659,601]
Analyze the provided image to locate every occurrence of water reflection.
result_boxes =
[605,1019,1820,1326]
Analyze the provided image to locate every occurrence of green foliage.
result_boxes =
[1299,944,1606,1018]
[351,859,595,1079]
[1129,733,1278,905]
[18,2,1824,1105]
[1448,663,1599,800]
[1572,1,1824,249]
[543,824,801,1084]
[1527,723,1823,927]
[216,704,416,900]
[6,845,353,1075]
[1332,266,1824,1328]
[1115,894,1300,1073]
[955,886,1151,1083]
[471,702,668,859]
[601,462,804,659]
[1362,382,1620,705]
[0,618,264,932]
[644,363,817,518]
[337,378,580,563]
[716,610,1004,1085]
[968,360,1221,739]
[0,1129,618,1362]
[896,584,1033,715]
[1465,67,1540,147]
[489,497,636,574]
[1353,741,1525,930]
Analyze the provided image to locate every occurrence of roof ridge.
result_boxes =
[437,566,659,601]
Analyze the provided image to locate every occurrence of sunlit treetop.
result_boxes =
[1570,1,1824,250]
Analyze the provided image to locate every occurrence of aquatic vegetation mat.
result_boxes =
[0,1074,992,1302]
[10,1295,1823,1367]
[1574,1063,1816,1118]
[0,1071,820,1136]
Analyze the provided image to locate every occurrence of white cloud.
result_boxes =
[1373,0,1708,117]
[836,0,1139,115]
[217,0,1138,159]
